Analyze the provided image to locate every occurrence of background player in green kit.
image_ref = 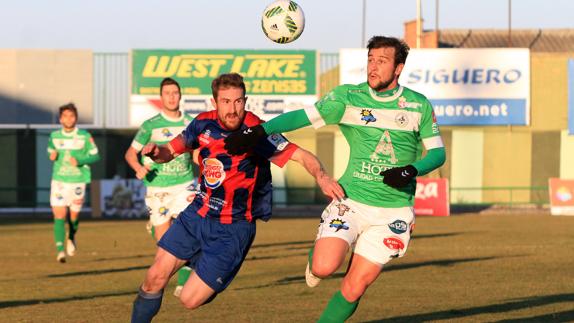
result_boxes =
[224,36,446,322]
[125,77,196,296]
[48,103,100,263]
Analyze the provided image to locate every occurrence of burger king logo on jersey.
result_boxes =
[202,158,226,189]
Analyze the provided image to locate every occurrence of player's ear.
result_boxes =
[394,63,405,77]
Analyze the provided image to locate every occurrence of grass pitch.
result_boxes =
[0,213,573,322]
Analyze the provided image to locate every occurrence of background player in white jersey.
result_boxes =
[125,77,197,296]
[48,103,100,263]
[224,36,446,322]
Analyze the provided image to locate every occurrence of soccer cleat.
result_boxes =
[57,251,66,263]
[173,286,183,298]
[66,239,76,256]
[305,262,321,288]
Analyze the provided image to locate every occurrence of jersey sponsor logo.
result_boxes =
[161,128,173,138]
[395,112,409,127]
[398,96,423,109]
[388,220,408,234]
[383,237,404,250]
[202,158,226,189]
[329,218,349,232]
[360,109,377,124]
[53,138,86,150]
[370,130,398,164]
[267,134,288,151]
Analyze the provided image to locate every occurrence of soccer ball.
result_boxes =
[261,0,305,44]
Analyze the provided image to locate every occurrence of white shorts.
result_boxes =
[145,182,196,226]
[316,198,415,265]
[50,180,86,212]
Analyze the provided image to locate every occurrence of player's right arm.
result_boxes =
[125,122,152,180]
[224,86,347,155]
[47,132,58,161]
[145,119,200,164]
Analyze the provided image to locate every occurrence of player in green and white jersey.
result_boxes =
[48,103,100,263]
[125,77,196,296]
[224,36,446,322]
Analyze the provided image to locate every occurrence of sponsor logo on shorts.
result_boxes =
[329,218,349,232]
[388,220,408,234]
[72,199,83,205]
[383,237,404,250]
[336,203,350,216]
[202,158,226,189]
[56,193,64,200]
[74,187,83,195]
[159,206,169,216]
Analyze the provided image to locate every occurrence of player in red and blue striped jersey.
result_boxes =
[131,73,344,323]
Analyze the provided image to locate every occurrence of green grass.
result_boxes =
[0,214,573,322]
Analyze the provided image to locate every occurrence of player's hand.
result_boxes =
[142,143,159,158]
[224,125,267,155]
[380,165,418,189]
[49,151,58,161]
[317,173,346,201]
[136,165,150,180]
[69,157,78,166]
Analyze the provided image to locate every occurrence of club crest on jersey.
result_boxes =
[395,112,409,127]
[329,218,349,232]
[202,158,226,189]
[161,128,173,138]
[360,109,377,124]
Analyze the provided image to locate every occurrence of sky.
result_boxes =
[0,0,573,53]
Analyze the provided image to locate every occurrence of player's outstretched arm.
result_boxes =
[125,146,149,180]
[289,147,345,201]
[142,143,176,164]
[224,109,311,155]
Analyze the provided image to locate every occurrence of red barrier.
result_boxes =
[414,178,450,217]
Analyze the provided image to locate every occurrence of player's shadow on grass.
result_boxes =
[412,232,464,240]
[365,292,574,322]
[234,256,498,290]
[0,290,135,309]
[90,254,154,262]
[45,265,149,278]
[251,240,314,249]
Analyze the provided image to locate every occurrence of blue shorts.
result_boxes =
[158,212,256,293]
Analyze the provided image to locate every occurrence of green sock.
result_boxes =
[54,219,66,252]
[68,219,79,241]
[177,266,192,286]
[308,245,315,270]
[150,225,156,240]
[317,291,359,323]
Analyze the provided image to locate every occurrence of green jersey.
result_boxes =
[305,83,443,207]
[47,128,100,183]
[131,112,195,187]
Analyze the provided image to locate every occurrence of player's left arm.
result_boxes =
[289,148,345,201]
[380,100,445,188]
[74,133,101,166]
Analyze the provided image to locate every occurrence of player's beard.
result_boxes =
[370,74,396,92]
[221,112,244,131]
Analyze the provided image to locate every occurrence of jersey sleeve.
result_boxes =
[254,133,298,168]
[75,132,100,165]
[177,119,201,152]
[304,85,347,129]
[131,121,151,152]
[419,99,444,150]
[47,133,56,155]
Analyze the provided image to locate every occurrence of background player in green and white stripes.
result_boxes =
[48,103,100,263]
[125,77,197,296]
[224,36,446,323]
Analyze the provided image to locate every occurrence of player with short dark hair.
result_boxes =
[130,73,344,322]
[223,36,446,322]
[125,77,196,296]
[48,103,100,263]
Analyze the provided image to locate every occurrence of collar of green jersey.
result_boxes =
[368,85,403,102]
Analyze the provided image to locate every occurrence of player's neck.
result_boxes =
[373,83,400,97]
[162,109,182,120]
[62,126,76,133]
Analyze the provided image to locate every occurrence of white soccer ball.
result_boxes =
[261,0,305,44]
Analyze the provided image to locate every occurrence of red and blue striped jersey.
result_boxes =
[169,111,297,224]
